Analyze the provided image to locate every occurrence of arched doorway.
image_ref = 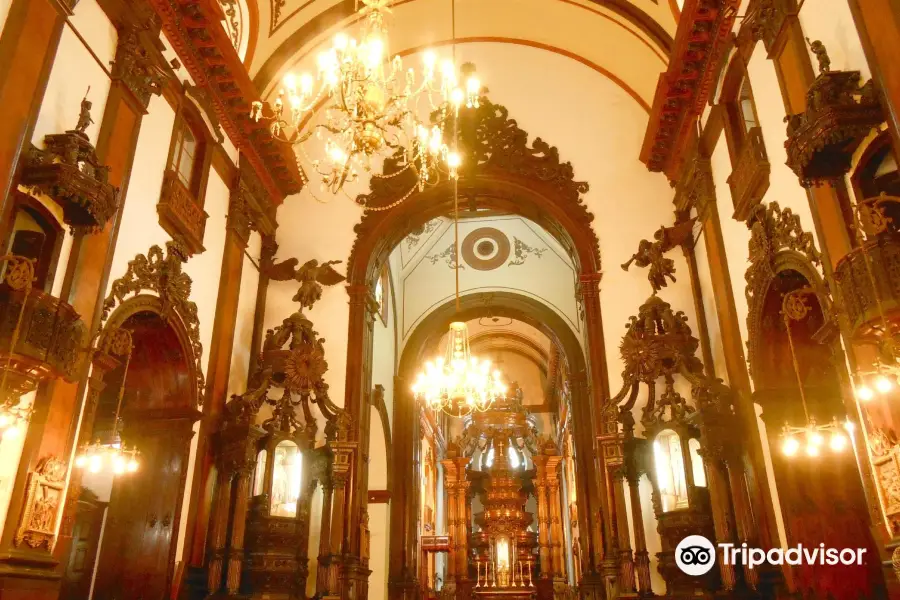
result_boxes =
[395,291,594,598]
[750,264,886,600]
[61,299,201,600]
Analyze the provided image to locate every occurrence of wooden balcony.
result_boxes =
[727,127,770,221]
[833,232,900,337]
[157,170,208,256]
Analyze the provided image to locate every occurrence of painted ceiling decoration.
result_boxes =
[219,0,244,52]
[461,227,511,271]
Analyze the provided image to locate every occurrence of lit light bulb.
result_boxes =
[300,73,314,96]
[334,32,349,51]
[113,454,126,475]
[808,430,824,447]
[857,385,875,401]
[876,375,893,394]
[127,459,139,473]
[447,152,461,169]
[805,443,819,457]
[423,51,437,69]
[89,454,102,473]
[75,454,87,469]
[450,87,464,107]
[844,420,856,433]
[283,73,297,91]
[0,414,9,428]
[782,436,800,456]
[830,432,847,452]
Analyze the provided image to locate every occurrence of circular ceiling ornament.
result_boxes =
[461,227,511,271]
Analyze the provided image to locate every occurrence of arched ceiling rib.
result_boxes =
[249,0,673,109]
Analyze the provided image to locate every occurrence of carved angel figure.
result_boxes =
[265,258,346,309]
[75,98,94,135]
[806,38,831,74]
[621,220,695,293]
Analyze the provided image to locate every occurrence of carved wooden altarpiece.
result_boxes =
[14,457,67,552]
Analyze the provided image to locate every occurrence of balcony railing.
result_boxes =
[157,169,208,256]
[727,127,770,221]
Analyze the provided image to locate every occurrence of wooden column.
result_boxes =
[706,458,738,591]
[611,471,635,595]
[0,0,70,225]
[225,468,252,594]
[185,158,275,570]
[695,192,783,553]
[248,234,277,375]
[318,479,335,596]
[388,379,420,600]
[342,285,378,600]
[847,0,900,155]
[547,472,565,580]
[626,474,652,595]
[205,468,235,594]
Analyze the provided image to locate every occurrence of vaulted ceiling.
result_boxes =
[228,0,677,108]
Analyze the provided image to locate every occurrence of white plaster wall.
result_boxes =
[798,0,870,79]
[692,226,727,383]
[368,502,390,600]
[33,13,115,148]
[746,45,820,249]
[0,391,34,542]
[228,232,262,397]
[0,0,11,39]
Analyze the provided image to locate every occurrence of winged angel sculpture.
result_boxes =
[264,258,346,310]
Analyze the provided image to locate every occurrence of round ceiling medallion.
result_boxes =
[461,227,510,271]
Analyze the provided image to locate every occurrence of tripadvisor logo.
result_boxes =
[675,535,869,576]
[675,535,716,576]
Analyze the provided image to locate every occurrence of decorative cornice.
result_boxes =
[640,0,740,179]
[147,0,303,204]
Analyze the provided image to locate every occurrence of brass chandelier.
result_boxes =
[250,0,477,201]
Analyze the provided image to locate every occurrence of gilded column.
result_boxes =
[548,467,566,579]
[329,450,353,595]
[532,455,553,578]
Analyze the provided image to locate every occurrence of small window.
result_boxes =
[374,265,389,323]
[2,195,63,292]
[654,429,688,512]
[738,79,758,134]
[252,449,267,497]
[270,441,302,517]
[166,104,209,202]
[171,120,201,194]
[689,438,706,488]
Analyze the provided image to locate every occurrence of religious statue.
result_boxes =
[621,219,695,293]
[806,38,831,74]
[264,258,346,309]
[75,97,94,135]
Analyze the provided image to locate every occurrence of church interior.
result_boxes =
[1,0,900,599]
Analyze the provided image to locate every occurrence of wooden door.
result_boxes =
[59,498,107,600]
[91,416,195,600]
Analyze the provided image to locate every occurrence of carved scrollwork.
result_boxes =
[744,202,827,385]
[101,241,205,405]
[15,456,67,552]
[21,100,119,234]
[784,48,883,187]
[111,23,166,110]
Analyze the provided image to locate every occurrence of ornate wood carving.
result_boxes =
[101,241,205,404]
[0,256,86,402]
[727,127,771,220]
[263,258,345,310]
[111,22,167,110]
[673,152,717,219]
[640,0,740,178]
[350,96,599,278]
[14,457,67,552]
[621,220,695,293]
[21,99,119,233]
[744,202,826,385]
[833,197,900,337]
[742,0,790,53]
[147,0,303,201]
[784,42,884,187]
[157,170,208,256]
[228,157,277,247]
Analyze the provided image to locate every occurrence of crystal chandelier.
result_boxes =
[778,287,850,457]
[250,0,476,200]
[413,322,506,416]
[412,139,506,416]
